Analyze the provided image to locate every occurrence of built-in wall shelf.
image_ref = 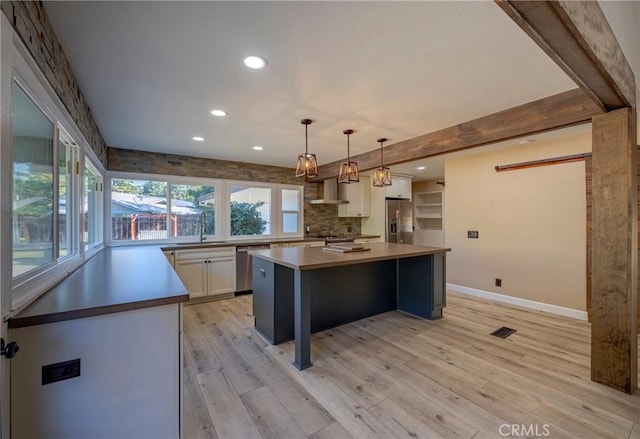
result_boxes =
[413,191,444,246]
[414,191,444,232]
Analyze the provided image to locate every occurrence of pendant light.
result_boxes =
[338,129,359,184]
[295,119,318,178]
[372,137,392,187]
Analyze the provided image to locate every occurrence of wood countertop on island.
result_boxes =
[248,242,451,271]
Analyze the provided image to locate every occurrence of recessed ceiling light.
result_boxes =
[192,136,205,142]
[252,146,264,151]
[416,166,426,170]
[210,109,227,117]
[243,55,268,69]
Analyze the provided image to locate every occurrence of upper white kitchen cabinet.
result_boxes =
[338,175,371,217]
[385,176,412,200]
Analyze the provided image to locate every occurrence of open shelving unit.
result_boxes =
[414,191,444,246]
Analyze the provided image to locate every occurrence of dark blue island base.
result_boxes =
[251,244,448,370]
[250,243,449,370]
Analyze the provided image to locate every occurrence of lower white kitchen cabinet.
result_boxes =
[289,240,325,248]
[174,247,236,299]
[354,237,381,244]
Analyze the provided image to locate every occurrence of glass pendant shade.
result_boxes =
[295,119,318,178]
[338,129,359,184]
[372,137,392,187]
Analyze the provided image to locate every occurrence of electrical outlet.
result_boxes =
[468,230,479,239]
[495,278,502,287]
[42,358,81,385]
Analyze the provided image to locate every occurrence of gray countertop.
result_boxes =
[9,246,189,329]
[249,242,450,271]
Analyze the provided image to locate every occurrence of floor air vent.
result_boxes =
[490,327,516,339]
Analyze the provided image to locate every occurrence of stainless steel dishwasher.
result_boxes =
[236,244,271,293]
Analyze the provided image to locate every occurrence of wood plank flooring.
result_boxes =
[183,292,640,439]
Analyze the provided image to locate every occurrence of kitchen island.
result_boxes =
[249,242,450,370]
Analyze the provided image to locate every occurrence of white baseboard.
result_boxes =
[446,283,588,321]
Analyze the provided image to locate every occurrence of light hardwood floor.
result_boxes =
[183,292,640,439]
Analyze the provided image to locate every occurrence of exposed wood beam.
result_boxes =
[496,1,636,111]
[314,88,601,181]
[590,107,637,394]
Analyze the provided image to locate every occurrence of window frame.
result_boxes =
[279,187,304,236]
[4,30,105,314]
[106,172,304,245]
[106,172,225,245]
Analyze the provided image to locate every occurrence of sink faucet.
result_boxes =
[199,212,207,243]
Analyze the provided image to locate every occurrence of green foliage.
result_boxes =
[14,170,53,216]
[111,179,140,194]
[230,201,267,235]
[141,180,166,196]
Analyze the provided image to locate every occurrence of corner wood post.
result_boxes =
[591,107,638,393]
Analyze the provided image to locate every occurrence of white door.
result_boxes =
[175,259,207,299]
[207,257,236,296]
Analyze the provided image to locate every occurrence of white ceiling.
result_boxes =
[44,1,576,178]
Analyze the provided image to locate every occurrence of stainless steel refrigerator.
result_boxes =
[386,199,413,244]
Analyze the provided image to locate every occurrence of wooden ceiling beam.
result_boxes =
[496,1,636,112]
[313,88,601,181]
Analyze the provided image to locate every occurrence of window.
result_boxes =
[111,178,168,241]
[12,83,55,278]
[170,184,215,238]
[108,174,301,243]
[84,159,103,249]
[281,188,300,234]
[230,185,271,236]
[7,40,105,311]
[58,131,79,259]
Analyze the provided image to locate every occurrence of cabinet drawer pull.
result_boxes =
[259,269,266,278]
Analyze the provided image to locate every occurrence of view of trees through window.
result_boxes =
[110,178,299,241]
[230,186,270,236]
[111,178,216,241]
[12,83,55,278]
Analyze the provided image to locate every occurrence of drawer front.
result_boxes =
[176,246,235,260]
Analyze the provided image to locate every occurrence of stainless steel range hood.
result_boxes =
[309,179,349,205]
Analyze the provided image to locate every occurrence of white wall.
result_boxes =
[445,131,590,312]
[11,304,181,439]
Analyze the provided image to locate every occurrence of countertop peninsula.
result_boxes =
[9,246,189,329]
[248,242,450,271]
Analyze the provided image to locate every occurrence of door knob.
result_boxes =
[1,337,19,359]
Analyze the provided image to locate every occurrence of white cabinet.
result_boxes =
[289,240,324,248]
[385,176,412,200]
[163,249,175,266]
[338,175,371,217]
[354,237,381,244]
[174,247,236,299]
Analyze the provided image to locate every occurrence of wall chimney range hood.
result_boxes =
[309,179,349,205]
